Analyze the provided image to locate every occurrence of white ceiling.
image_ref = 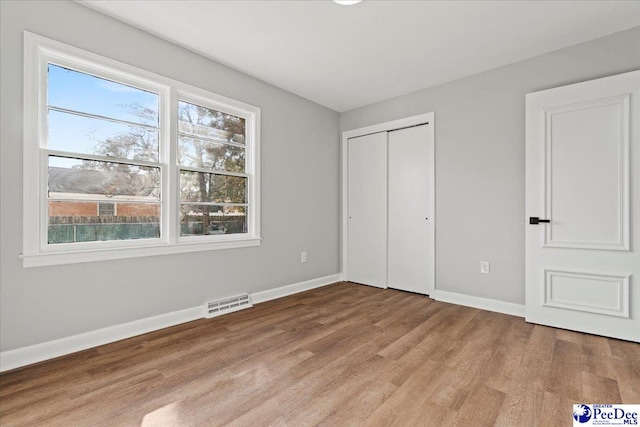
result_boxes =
[80,1,640,112]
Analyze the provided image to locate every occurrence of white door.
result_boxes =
[525,70,640,342]
[388,125,433,294]
[347,132,387,288]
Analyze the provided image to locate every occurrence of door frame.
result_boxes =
[341,112,435,296]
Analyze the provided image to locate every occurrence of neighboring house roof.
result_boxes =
[48,166,158,199]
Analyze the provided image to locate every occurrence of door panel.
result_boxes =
[347,132,387,288]
[544,270,629,318]
[525,70,639,342]
[388,125,432,294]
[545,96,629,250]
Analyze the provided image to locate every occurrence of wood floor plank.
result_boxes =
[378,332,449,387]
[538,390,576,427]
[493,325,557,427]
[546,339,585,402]
[481,318,532,393]
[454,384,506,427]
[609,358,640,403]
[376,302,445,360]
[362,359,443,426]
[316,378,397,426]
[581,371,622,403]
[1,282,638,427]
[427,353,492,411]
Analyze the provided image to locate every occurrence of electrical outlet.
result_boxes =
[301,251,307,263]
[480,261,490,274]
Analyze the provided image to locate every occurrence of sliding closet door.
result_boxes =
[347,132,387,288]
[388,124,433,294]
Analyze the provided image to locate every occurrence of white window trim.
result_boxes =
[21,32,261,268]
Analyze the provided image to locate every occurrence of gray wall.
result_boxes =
[0,1,340,351]
[341,27,640,305]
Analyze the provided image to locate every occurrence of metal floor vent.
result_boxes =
[205,293,252,318]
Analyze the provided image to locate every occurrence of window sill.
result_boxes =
[20,237,262,268]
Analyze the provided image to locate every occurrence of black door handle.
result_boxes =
[529,217,551,224]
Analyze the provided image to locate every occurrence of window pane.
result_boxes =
[98,202,115,216]
[180,204,246,236]
[48,64,159,127]
[178,101,245,144]
[180,171,246,204]
[48,156,160,201]
[178,136,245,172]
[48,201,160,244]
[48,110,159,162]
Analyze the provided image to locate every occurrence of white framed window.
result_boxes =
[98,203,116,217]
[22,32,261,267]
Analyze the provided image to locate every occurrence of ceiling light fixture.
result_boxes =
[333,0,362,5]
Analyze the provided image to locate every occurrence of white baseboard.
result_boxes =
[433,290,525,317]
[0,305,203,373]
[251,273,343,304]
[0,273,343,373]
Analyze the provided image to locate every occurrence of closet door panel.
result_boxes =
[347,132,387,288]
[388,125,432,294]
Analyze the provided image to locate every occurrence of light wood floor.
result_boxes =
[1,282,638,426]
